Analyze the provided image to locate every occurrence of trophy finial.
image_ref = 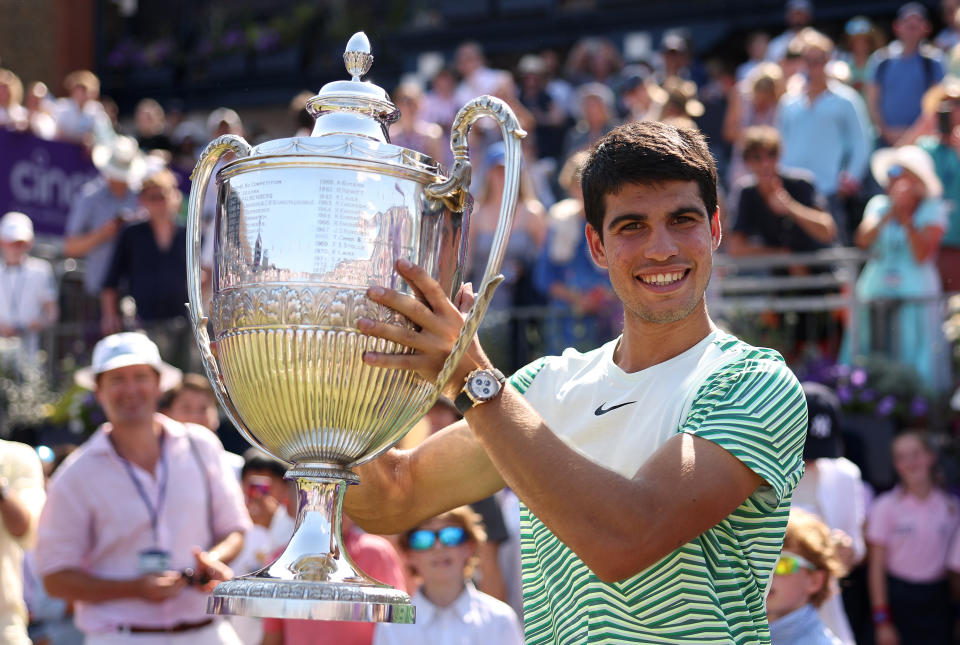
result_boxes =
[344,32,373,81]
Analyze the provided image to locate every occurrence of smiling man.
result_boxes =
[346,120,807,643]
[34,332,250,644]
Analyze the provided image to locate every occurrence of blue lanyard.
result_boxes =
[117,434,168,545]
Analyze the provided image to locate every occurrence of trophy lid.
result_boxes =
[306,32,400,142]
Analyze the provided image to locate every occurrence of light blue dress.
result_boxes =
[846,194,951,391]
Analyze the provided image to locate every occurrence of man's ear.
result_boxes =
[710,208,722,251]
[586,222,607,268]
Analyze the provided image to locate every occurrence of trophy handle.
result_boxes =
[186,135,289,465]
[425,96,526,395]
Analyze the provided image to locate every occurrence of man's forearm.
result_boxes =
[463,385,763,583]
[0,489,33,538]
[44,569,141,603]
[208,530,243,564]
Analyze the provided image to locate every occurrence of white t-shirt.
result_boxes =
[373,582,523,645]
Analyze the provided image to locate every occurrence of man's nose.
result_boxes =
[644,225,679,261]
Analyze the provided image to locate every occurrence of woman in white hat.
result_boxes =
[846,145,951,391]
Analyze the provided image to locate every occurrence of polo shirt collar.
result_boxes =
[412,581,477,625]
[87,413,188,457]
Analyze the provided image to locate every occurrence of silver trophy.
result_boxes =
[186,32,524,622]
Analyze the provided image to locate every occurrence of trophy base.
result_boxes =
[207,468,415,623]
[207,577,415,622]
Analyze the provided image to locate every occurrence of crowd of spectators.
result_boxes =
[4,1,960,643]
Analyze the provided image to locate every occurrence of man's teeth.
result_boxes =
[639,271,685,285]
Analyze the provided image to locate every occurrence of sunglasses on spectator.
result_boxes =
[407,526,468,551]
[744,150,777,161]
[774,551,817,576]
[141,190,168,202]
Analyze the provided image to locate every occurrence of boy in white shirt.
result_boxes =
[0,212,57,361]
[373,506,522,645]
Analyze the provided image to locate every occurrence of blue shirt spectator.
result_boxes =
[777,81,873,197]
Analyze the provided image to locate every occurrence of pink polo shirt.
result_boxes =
[866,486,960,583]
[34,414,251,634]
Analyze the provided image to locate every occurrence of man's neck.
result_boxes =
[616,304,715,373]
[109,419,163,474]
[805,77,828,99]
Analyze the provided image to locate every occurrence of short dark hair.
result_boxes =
[580,120,718,237]
[241,447,288,480]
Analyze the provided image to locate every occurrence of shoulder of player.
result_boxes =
[694,337,802,406]
[508,342,610,393]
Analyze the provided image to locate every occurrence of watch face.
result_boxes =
[467,371,500,401]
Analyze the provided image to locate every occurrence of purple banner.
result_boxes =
[0,129,98,237]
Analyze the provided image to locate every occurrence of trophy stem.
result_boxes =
[207,467,415,623]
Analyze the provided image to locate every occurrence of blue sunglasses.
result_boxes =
[887,164,905,180]
[408,526,468,551]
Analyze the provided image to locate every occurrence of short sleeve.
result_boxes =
[7,442,46,548]
[509,357,548,395]
[861,194,890,227]
[64,190,93,236]
[914,197,948,231]
[865,493,895,546]
[35,465,93,576]
[682,357,807,511]
[190,428,252,540]
[947,529,960,573]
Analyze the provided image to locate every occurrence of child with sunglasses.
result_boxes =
[767,509,845,645]
[372,506,522,645]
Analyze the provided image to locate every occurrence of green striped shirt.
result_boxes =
[509,332,807,643]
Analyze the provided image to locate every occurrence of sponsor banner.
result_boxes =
[0,129,98,236]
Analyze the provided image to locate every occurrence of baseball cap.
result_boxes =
[845,16,872,36]
[786,0,813,13]
[802,382,843,460]
[897,2,929,21]
[0,211,34,243]
[75,332,182,390]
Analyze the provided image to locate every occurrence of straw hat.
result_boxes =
[871,145,943,198]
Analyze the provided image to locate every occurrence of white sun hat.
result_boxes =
[75,332,182,391]
[870,145,943,198]
[91,135,147,188]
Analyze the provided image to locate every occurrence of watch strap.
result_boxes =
[454,389,475,416]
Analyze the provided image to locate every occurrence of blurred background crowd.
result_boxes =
[4,0,960,643]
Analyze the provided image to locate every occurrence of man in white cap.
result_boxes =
[0,211,58,359]
[35,332,250,644]
[63,135,144,301]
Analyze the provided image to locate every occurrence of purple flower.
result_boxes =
[221,29,246,51]
[837,385,853,404]
[850,368,867,387]
[877,395,896,416]
[858,388,877,403]
[830,364,851,380]
[910,396,929,418]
